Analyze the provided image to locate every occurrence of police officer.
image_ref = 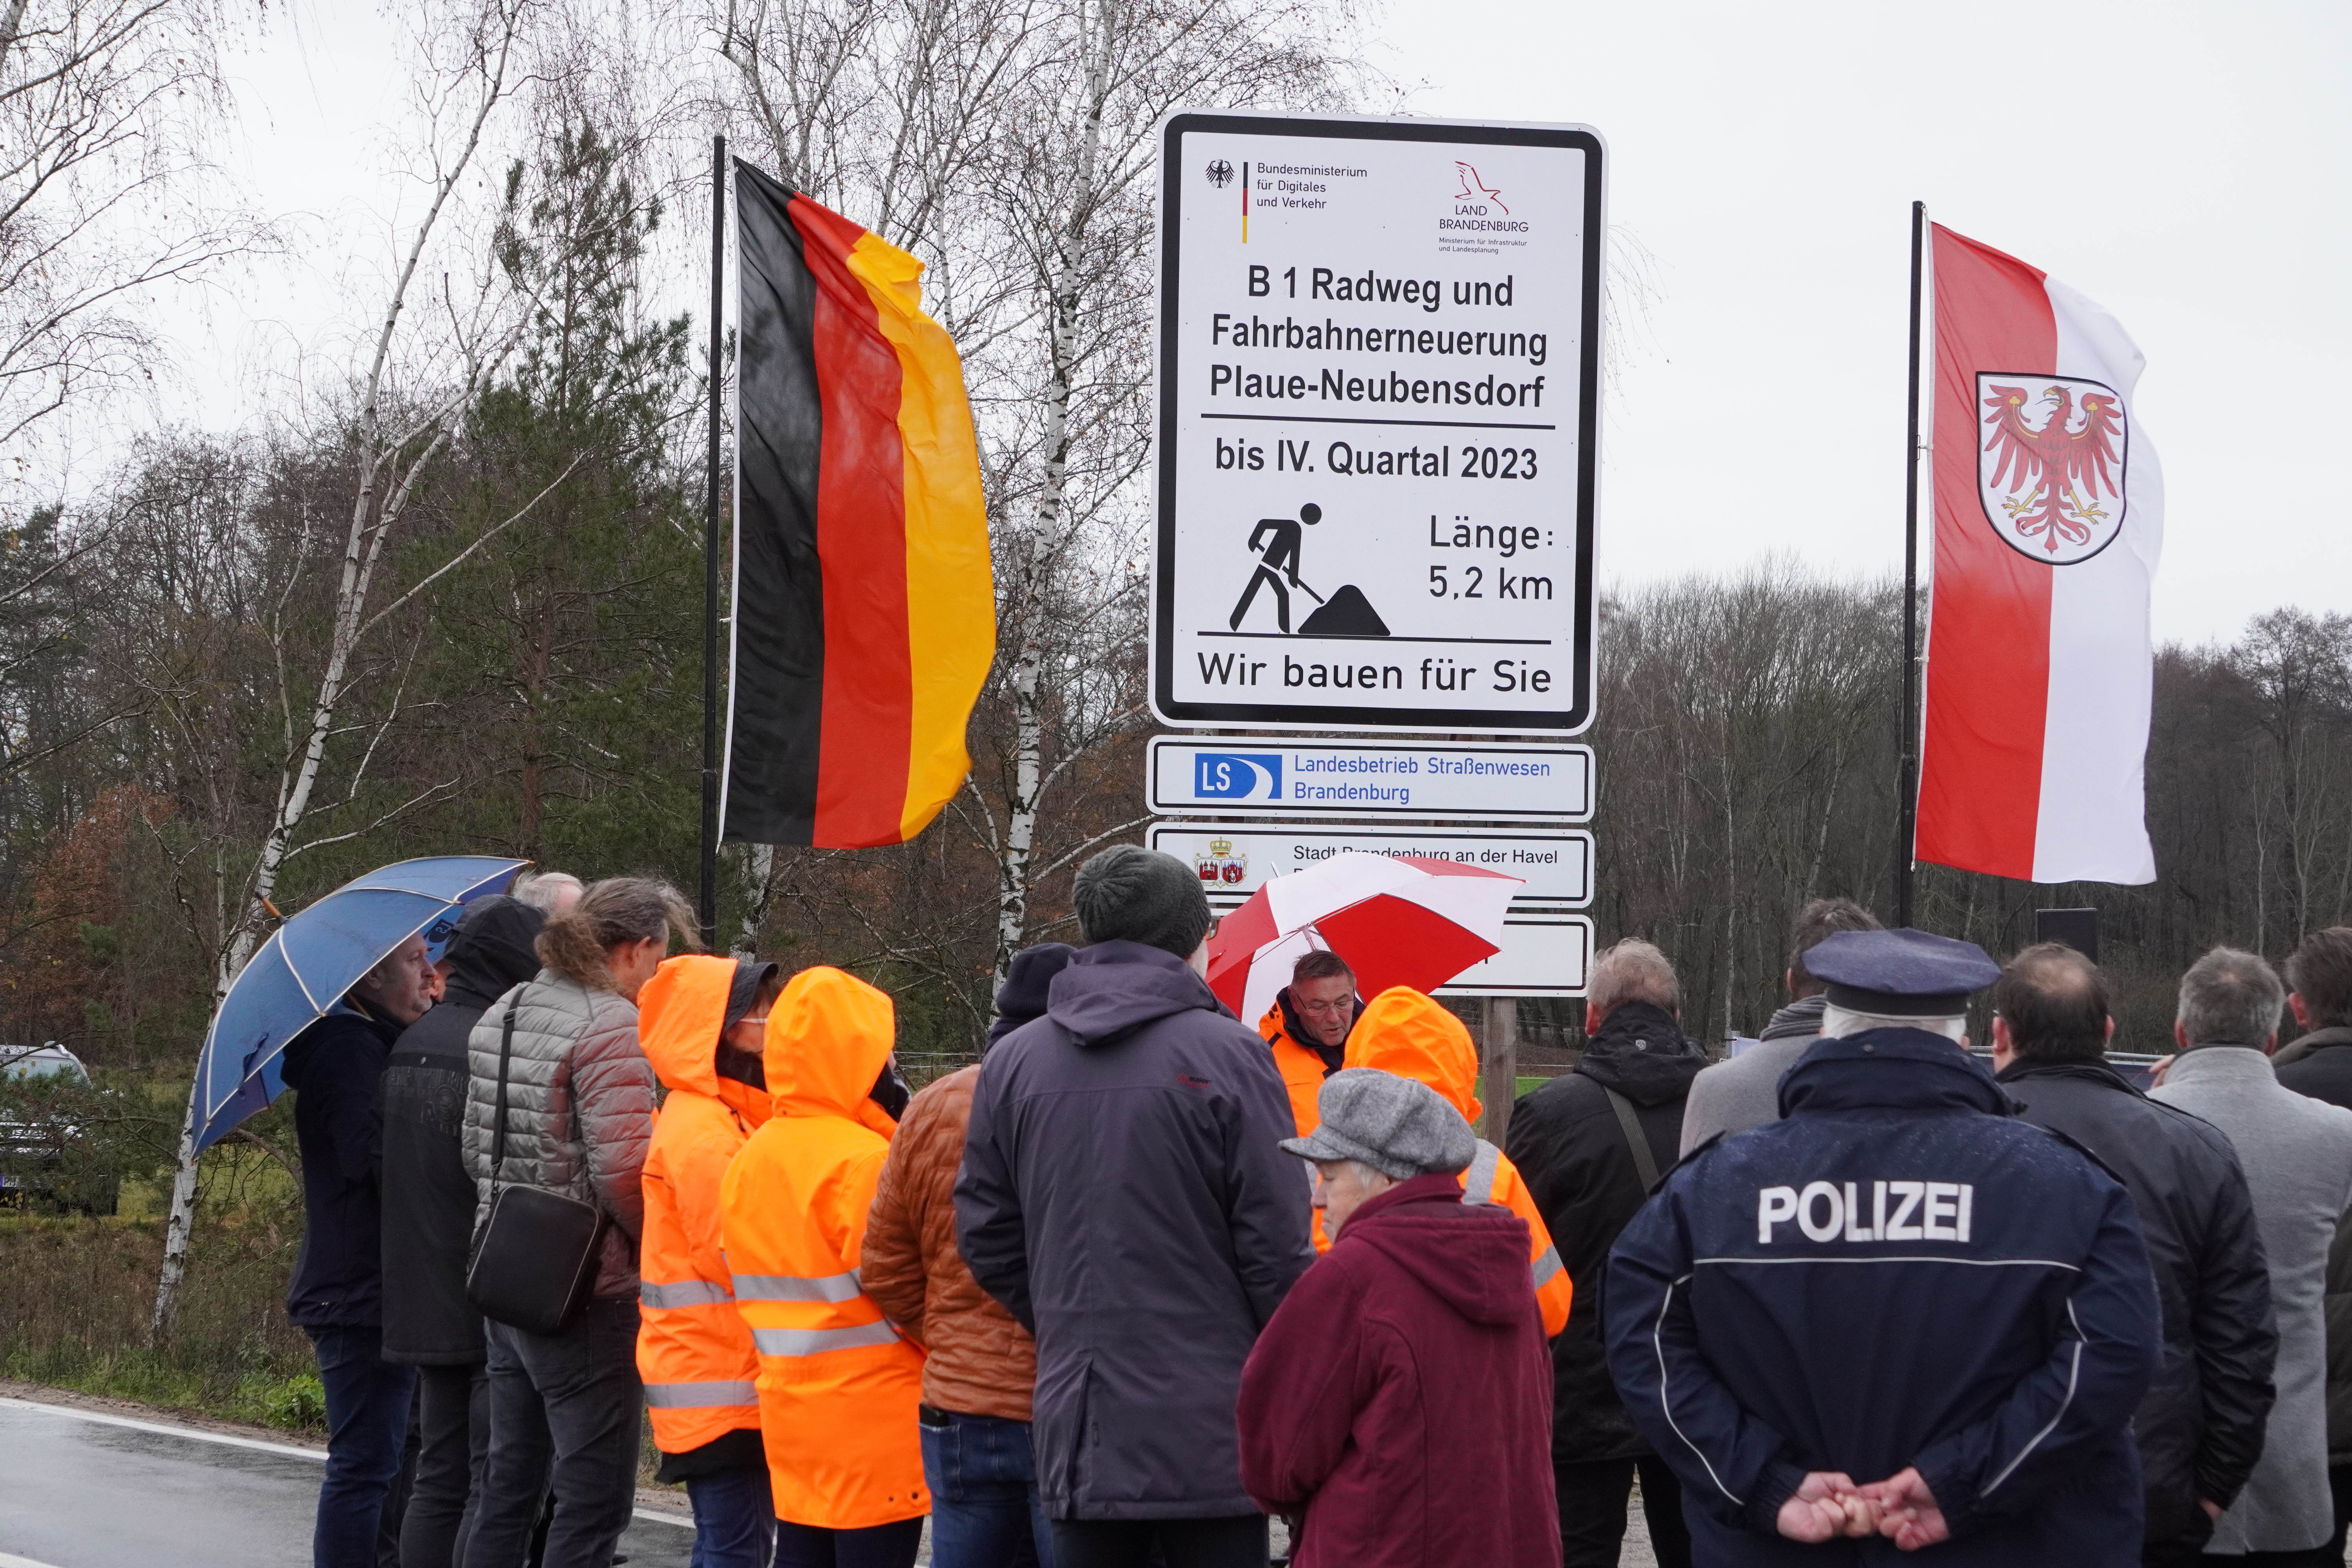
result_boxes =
[1602,929,2160,1564]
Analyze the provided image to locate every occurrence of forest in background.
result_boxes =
[2,0,2348,1198]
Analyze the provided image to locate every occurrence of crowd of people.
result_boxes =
[278,851,2352,1567]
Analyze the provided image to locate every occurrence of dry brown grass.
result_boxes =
[0,1210,319,1427]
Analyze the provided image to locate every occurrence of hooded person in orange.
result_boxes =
[1338,987,1571,1338]
[637,954,780,1568]
[720,965,927,1568]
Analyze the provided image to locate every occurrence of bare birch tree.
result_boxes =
[962,0,1360,984]
[152,0,568,1329]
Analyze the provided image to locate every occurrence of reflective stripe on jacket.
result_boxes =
[636,955,770,1454]
[720,966,926,1529]
[1334,986,1572,1337]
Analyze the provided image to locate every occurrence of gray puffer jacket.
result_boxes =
[462,970,656,1301]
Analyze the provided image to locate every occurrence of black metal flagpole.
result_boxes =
[1896,199,1925,929]
[699,135,725,951]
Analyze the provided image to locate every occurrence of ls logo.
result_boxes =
[1194,753,1282,801]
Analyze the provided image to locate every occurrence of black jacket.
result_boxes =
[1505,1000,1706,1462]
[956,940,1314,1520]
[2273,1023,2352,1463]
[378,896,546,1364]
[1606,1031,2160,1566]
[284,1002,405,1329]
[1998,1056,2278,1544]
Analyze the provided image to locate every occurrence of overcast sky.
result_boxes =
[97,1,2352,646]
[1368,1,2352,644]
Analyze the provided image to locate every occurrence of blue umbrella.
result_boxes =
[192,856,529,1152]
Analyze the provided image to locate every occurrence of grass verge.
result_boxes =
[0,1210,321,1430]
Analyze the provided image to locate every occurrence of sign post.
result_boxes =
[1151,112,1605,734]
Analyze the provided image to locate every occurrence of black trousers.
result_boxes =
[2328,1462,2352,1561]
[398,1362,488,1568]
[1556,1457,1691,1568]
[1050,1515,1268,1568]
[467,1299,643,1568]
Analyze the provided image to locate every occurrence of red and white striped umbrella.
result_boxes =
[1205,853,1523,1025]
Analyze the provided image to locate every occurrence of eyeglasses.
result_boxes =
[1295,998,1351,1017]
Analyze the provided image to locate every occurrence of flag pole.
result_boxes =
[1895,200,1925,928]
[699,135,725,951]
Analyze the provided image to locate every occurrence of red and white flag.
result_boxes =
[1916,224,2163,885]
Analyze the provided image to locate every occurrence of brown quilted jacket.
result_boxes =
[863,1064,1036,1421]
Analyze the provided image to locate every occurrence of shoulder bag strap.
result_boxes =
[490,1002,519,1196]
[1602,1086,1662,1191]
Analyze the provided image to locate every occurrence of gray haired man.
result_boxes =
[1680,897,1882,1154]
[2153,947,2352,1562]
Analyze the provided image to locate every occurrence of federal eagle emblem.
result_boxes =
[1976,372,2129,565]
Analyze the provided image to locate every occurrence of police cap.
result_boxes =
[1803,927,2001,1017]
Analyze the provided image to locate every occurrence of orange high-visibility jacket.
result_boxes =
[1258,995,1339,1137]
[636,955,770,1455]
[720,966,927,1529]
[1334,987,1573,1337]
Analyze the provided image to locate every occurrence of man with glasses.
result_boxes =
[1258,950,1362,1136]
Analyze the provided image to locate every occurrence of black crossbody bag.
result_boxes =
[465,1001,604,1335]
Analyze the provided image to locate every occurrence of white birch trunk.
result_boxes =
[991,0,1109,992]
[152,15,522,1330]
[734,842,777,957]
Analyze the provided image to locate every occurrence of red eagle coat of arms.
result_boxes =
[1976,372,2129,564]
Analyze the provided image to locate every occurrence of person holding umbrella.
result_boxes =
[284,931,439,1568]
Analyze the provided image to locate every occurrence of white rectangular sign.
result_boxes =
[1147,824,1591,906]
[1150,111,1605,734]
[1149,737,1591,821]
[1433,911,1590,997]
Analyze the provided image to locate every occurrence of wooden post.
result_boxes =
[1482,997,1519,1145]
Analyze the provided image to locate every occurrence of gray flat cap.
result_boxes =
[1281,1068,1476,1181]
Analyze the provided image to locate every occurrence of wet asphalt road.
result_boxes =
[0,1397,693,1568]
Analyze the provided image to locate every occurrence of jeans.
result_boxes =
[920,1408,1052,1568]
[467,1298,644,1568]
[770,1518,924,1568]
[400,1363,488,1568]
[307,1325,420,1568]
[1047,1515,1267,1568]
[686,1465,777,1568]
[1555,1456,1691,1568]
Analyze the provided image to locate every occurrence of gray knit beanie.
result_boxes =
[1281,1068,1477,1180]
[1071,845,1212,959]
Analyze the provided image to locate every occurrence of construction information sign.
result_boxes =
[1150,111,1604,734]
[1149,738,1592,821]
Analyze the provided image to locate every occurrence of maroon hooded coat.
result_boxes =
[1238,1172,1561,1568]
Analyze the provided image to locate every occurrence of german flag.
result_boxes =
[724,162,994,848]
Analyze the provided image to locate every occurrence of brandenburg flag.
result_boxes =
[723,163,994,848]
[1917,224,2162,884]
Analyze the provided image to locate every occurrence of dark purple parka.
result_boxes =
[955,939,1315,1519]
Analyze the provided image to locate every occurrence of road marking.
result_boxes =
[0,1396,325,1459]
[0,1553,69,1568]
[0,1396,694,1529]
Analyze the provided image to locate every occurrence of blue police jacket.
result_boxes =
[1603,1028,2160,1565]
